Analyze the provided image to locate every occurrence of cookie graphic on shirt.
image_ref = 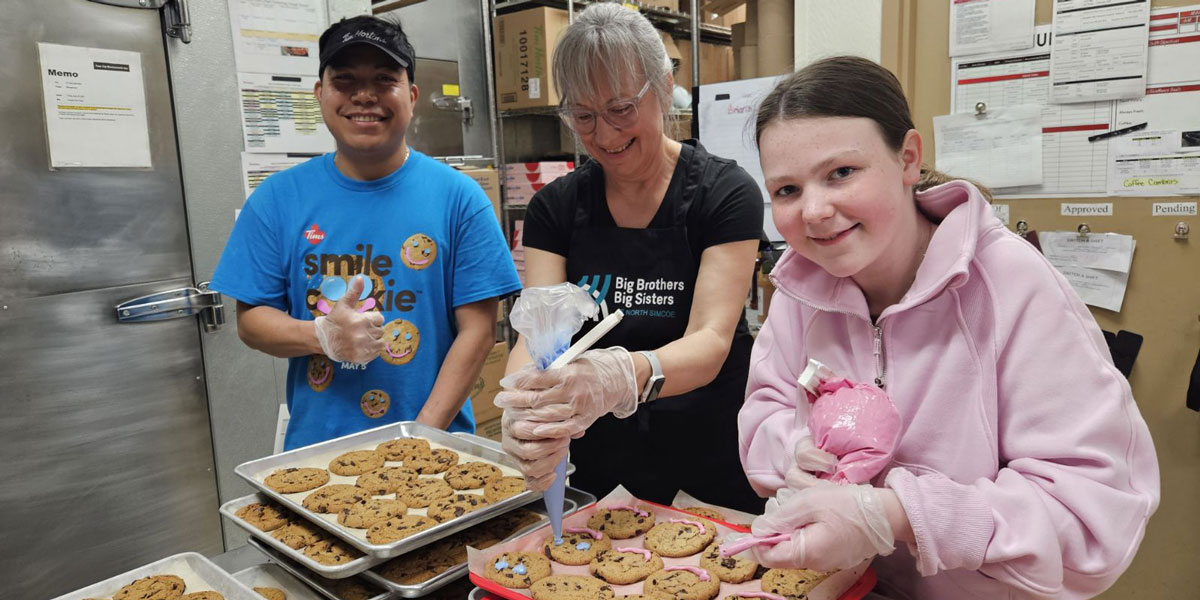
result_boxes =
[361,389,390,418]
[381,319,420,365]
[400,233,437,270]
[308,355,333,392]
[307,269,384,319]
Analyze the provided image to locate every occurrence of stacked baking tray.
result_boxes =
[51,553,260,600]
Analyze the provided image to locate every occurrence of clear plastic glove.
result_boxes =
[494,347,638,439]
[499,407,572,491]
[313,274,384,364]
[794,434,837,474]
[746,483,895,572]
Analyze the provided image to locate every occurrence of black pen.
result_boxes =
[1089,122,1148,142]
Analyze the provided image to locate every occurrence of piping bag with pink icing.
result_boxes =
[799,358,901,485]
[505,283,623,544]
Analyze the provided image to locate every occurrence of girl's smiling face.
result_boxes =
[759,116,925,293]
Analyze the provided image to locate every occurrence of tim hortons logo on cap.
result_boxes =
[304,224,326,244]
[343,30,387,44]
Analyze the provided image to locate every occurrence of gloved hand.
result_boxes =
[745,483,895,572]
[314,275,384,364]
[499,407,572,491]
[777,434,838,500]
[494,347,638,440]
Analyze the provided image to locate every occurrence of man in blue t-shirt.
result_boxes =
[211,15,520,450]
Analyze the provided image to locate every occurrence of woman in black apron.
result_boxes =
[496,3,765,514]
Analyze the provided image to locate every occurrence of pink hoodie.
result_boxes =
[739,181,1159,599]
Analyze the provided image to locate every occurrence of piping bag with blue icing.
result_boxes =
[507,283,624,544]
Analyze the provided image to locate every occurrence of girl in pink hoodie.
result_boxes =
[737,56,1159,599]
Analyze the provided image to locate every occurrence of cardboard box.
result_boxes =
[476,417,503,442]
[640,0,678,11]
[494,7,570,110]
[675,40,734,89]
[457,166,500,222]
[471,341,509,424]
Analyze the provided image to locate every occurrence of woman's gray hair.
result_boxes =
[552,3,673,114]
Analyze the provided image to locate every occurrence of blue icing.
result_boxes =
[554,538,564,546]
[319,277,346,302]
[493,560,509,571]
[575,542,591,551]
[512,564,527,575]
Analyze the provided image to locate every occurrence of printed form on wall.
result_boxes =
[1039,231,1135,312]
[1112,5,1200,133]
[237,73,335,154]
[227,0,324,76]
[37,43,151,168]
[933,105,1043,188]
[950,0,1036,57]
[1049,0,1151,104]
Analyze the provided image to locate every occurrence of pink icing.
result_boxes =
[308,365,331,385]
[615,547,651,561]
[606,504,650,517]
[720,533,790,556]
[732,594,786,600]
[404,246,430,265]
[387,345,413,359]
[664,566,710,582]
[565,527,603,540]
[669,518,705,535]
[809,375,901,485]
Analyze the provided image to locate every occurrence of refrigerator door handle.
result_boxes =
[115,282,224,332]
[87,0,191,44]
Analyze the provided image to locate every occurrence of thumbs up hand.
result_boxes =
[314,274,385,365]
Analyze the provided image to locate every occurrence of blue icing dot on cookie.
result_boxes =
[493,560,509,571]
[554,538,564,546]
[575,542,591,551]
[512,564,527,575]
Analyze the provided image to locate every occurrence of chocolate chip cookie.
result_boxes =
[403,448,459,474]
[427,492,490,522]
[304,537,363,565]
[252,588,286,600]
[376,437,431,460]
[302,484,368,514]
[180,592,224,600]
[366,514,435,544]
[541,530,611,565]
[700,542,758,583]
[338,497,408,528]
[356,466,417,495]
[264,467,329,493]
[483,507,544,538]
[759,568,831,600]
[644,567,721,600]
[442,461,502,489]
[112,575,186,600]
[270,519,324,549]
[529,574,615,600]
[235,502,289,532]
[328,450,386,476]
[643,519,716,557]
[682,507,726,521]
[396,477,454,508]
[586,506,656,539]
[588,547,663,584]
[482,551,551,589]
[483,476,527,502]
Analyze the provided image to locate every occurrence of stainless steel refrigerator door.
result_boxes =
[0,2,222,598]
[407,57,466,158]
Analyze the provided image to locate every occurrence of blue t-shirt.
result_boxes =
[211,151,520,450]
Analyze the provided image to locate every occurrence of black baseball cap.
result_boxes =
[319,16,415,81]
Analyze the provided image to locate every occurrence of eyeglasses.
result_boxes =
[558,81,652,134]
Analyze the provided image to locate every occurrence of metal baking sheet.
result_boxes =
[232,563,327,600]
[361,487,596,598]
[247,537,391,600]
[51,552,261,600]
[235,422,574,560]
[220,493,385,578]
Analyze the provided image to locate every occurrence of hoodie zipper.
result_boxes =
[769,272,889,390]
[873,324,887,389]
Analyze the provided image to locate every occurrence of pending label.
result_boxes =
[1151,202,1197,216]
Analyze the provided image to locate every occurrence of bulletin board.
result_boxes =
[880,2,1200,599]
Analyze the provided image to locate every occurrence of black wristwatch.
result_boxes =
[637,350,665,404]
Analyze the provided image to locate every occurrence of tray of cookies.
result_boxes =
[221,493,384,578]
[235,421,571,561]
[465,486,875,600]
[51,552,261,600]
[232,562,327,600]
[247,537,391,600]
[363,486,597,598]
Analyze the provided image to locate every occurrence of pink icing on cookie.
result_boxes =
[669,518,706,535]
[732,593,786,600]
[607,504,650,517]
[615,547,652,561]
[664,566,710,582]
[565,527,603,540]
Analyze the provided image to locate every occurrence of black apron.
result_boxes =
[565,145,765,514]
